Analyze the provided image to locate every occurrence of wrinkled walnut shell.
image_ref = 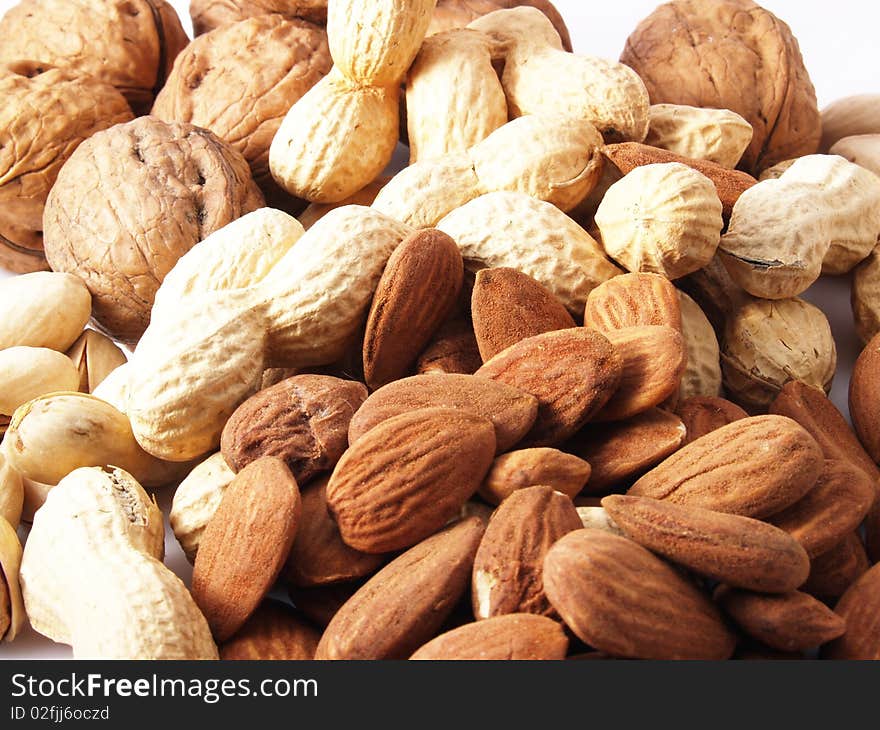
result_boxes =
[152,15,331,211]
[0,63,133,273]
[621,0,820,174]
[190,0,329,35]
[43,116,264,344]
[428,0,572,51]
[0,0,188,116]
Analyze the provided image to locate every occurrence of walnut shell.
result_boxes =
[428,0,572,52]
[190,0,329,36]
[43,116,264,344]
[721,297,836,412]
[0,63,133,273]
[621,0,820,174]
[0,0,188,115]
[152,15,331,211]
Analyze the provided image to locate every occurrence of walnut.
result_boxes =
[43,116,264,344]
[0,63,133,274]
[152,14,331,211]
[428,0,572,51]
[189,0,329,35]
[620,0,820,174]
[0,0,189,115]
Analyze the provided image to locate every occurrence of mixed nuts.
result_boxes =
[1,0,880,661]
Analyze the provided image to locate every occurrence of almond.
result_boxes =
[285,477,385,588]
[220,375,367,484]
[583,272,682,333]
[219,600,320,660]
[849,332,880,463]
[628,415,823,518]
[675,395,748,445]
[363,229,463,389]
[714,587,845,652]
[592,325,687,421]
[348,373,537,453]
[288,581,361,629]
[769,460,875,558]
[192,457,302,641]
[315,516,484,660]
[475,328,622,446]
[478,448,591,505]
[410,614,568,660]
[472,485,582,620]
[568,408,686,493]
[543,529,735,659]
[602,494,809,593]
[471,267,575,362]
[328,407,495,553]
[415,315,482,375]
[802,533,870,603]
[823,563,880,659]
[602,142,757,217]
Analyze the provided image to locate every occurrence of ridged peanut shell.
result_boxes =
[410,613,568,660]
[677,290,722,399]
[473,485,582,619]
[479,448,590,505]
[327,0,435,87]
[328,408,496,553]
[646,104,753,168]
[853,245,880,345]
[316,516,485,659]
[543,529,735,659]
[595,162,723,280]
[437,191,621,316]
[628,415,823,519]
[584,273,682,334]
[824,563,880,659]
[475,328,623,446]
[603,495,809,593]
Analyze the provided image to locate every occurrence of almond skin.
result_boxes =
[471,267,575,362]
[288,581,361,630]
[219,601,320,660]
[410,614,568,660]
[415,315,482,375]
[363,229,463,389]
[472,485,583,620]
[849,332,880,464]
[285,477,384,587]
[603,142,757,217]
[803,533,870,603]
[583,272,682,333]
[824,563,880,659]
[220,375,367,484]
[769,460,875,558]
[475,328,622,447]
[478,448,591,505]
[715,587,845,652]
[676,395,748,445]
[327,407,495,553]
[602,494,809,593]
[628,415,823,518]
[593,325,687,422]
[543,529,736,660]
[568,408,686,493]
[192,457,302,641]
[348,373,537,453]
[315,516,485,660]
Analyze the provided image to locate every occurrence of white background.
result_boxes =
[0,0,878,658]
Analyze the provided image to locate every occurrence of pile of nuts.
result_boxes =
[1,0,880,660]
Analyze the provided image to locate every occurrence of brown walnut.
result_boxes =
[189,0,329,35]
[620,0,820,174]
[0,63,133,273]
[43,116,264,344]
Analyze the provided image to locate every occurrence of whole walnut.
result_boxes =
[0,0,189,115]
[189,0,329,35]
[43,116,264,344]
[152,15,331,212]
[0,63,133,274]
[620,0,820,174]
[428,0,572,51]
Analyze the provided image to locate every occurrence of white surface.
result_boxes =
[0,0,877,658]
